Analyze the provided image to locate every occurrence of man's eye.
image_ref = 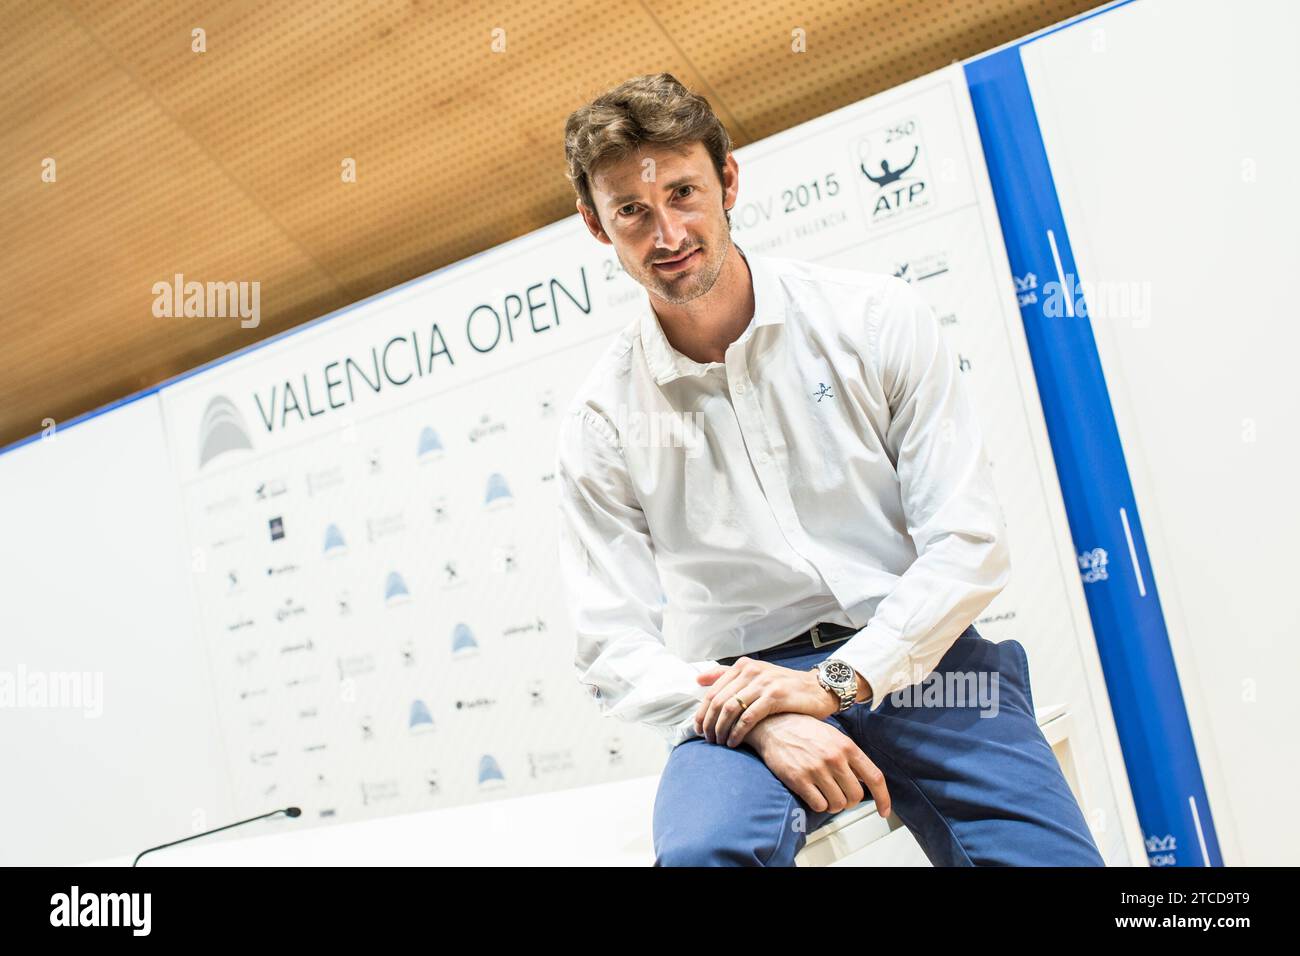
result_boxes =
[619,204,638,217]
[677,185,695,198]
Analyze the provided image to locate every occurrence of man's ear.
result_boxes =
[721,151,740,214]
[577,199,611,245]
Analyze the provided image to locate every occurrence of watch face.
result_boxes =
[822,659,854,688]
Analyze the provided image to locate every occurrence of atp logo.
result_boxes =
[855,117,933,225]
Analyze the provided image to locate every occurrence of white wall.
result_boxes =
[0,397,236,864]
[1022,0,1300,864]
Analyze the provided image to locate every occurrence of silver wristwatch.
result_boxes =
[812,658,858,712]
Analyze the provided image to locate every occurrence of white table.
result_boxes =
[86,704,1077,867]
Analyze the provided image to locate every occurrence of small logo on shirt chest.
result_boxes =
[813,382,835,403]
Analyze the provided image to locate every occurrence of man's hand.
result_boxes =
[693,658,870,748]
[745,712,892,817]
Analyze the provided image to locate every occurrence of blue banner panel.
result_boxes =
[964,47,1221,866]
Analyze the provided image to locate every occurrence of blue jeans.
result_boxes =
[652,624,1106,866]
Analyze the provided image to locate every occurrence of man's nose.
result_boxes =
[650,206,688,252]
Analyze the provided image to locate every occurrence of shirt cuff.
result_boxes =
[831,624,914,713]
[664,712,704,749]
[662,659,726,748]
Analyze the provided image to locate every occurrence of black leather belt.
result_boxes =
[717,621,858,666]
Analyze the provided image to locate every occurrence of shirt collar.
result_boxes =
[639,244,785,386]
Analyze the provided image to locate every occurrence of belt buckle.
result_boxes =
[809,623,850,649]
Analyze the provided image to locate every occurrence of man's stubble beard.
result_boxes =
[626,229,732,307]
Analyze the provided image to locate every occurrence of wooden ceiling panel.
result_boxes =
[662,0,1096,139]
[64,0,734,296]
[0,0,1103,449]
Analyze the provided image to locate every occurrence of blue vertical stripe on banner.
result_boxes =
[964,48,1222,867]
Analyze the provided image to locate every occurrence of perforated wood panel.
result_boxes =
[0,0,1103,449]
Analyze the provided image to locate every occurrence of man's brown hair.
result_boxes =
[563,72,734,228]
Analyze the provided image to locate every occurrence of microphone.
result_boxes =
[132,806,301,866]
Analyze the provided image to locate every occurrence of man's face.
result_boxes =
[581,141,737,305]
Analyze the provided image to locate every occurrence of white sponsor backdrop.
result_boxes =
[1022,0,1300,864]
[1,62,1141,865]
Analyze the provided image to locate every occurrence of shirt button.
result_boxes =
[829,571,842,583]
[735,382,746,394]
[759,452,770,464]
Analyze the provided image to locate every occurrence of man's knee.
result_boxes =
[654,830,791,866]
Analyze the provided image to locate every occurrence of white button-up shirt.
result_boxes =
[554,246,1010,749]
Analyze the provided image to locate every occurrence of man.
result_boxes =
[555,73,1104,866]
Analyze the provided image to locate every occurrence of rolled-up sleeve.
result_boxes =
[555,406,721,749]
[833,276,1012,712]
